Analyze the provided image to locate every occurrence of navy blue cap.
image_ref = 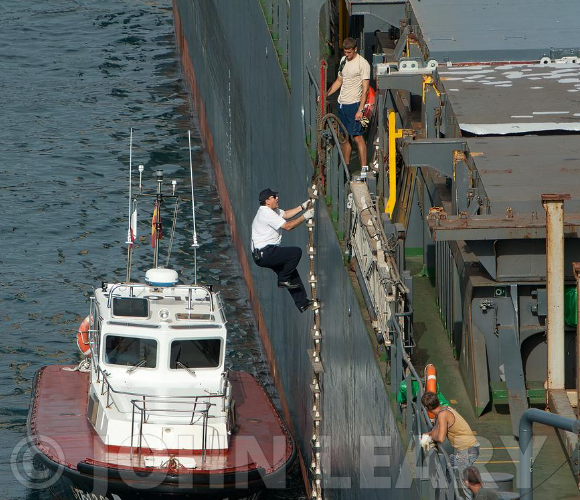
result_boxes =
[259,188,278,203]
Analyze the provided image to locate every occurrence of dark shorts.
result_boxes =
[338,102,363,136]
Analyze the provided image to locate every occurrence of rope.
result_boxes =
[62,358,91,372]
[519,459,569,500]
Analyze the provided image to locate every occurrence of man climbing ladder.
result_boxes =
[251,188,318,313]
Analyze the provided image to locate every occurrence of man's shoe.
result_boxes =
[278,281,300,290]
[299,300,320,313]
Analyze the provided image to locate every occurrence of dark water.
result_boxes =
[0,1,304,498]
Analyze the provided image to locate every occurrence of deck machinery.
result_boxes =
[351,0,580,438]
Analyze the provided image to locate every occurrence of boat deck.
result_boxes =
[29,366,293,474]
[408,256,579,498]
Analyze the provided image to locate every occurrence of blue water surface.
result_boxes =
[0,1,304,498]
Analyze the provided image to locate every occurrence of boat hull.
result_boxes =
[27,366,295,499]
[31,456,266,499]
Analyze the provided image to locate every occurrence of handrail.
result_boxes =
[320,114,351,181]
[106,283,213,309]
[130,400,211,464]
[306,65,320,95]
[392,319,461,499]
[93,362,229,410]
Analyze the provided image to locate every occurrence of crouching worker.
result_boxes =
[422,391,480,498]
[251,188,318,313]
[462,467,500,500]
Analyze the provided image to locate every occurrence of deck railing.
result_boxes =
[130,398,212,464]
[105,283,216,312]
[91,361,230,412]
[87,359,230,464]
[391,320,461,499]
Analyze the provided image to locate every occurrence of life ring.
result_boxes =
[362,86,376,120]
[76,316,92,357]
[425,364,437,418]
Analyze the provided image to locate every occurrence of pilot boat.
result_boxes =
[27,134,295,499]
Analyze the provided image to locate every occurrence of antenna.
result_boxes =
[125,129,133,282]
[138,164,144,193]
[189,130,200,284]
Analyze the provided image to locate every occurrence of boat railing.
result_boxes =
[392,319,461,499]
[130,397,213,464]
[105,283,214,312]
[91,361,230,414]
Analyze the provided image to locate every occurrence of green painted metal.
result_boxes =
[490,381,546,404]
[564,286,577,326]
[405,247,423,257]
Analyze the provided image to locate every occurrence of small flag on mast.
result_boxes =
[126,201,138,247]
[151,203,162,248]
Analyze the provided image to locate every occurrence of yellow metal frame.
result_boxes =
[422,75,441,104]
[385,110,403,217]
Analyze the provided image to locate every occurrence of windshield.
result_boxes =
[105,335,157,368]
[112,297,149,317]
[170,339,221,369]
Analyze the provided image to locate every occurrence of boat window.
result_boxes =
[175,313,214,321]
[170,339,221,369]
[105,335,157,368]
[112,297,149,318]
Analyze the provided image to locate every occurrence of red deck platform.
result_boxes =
[28,365,294,496]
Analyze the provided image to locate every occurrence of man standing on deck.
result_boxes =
[324,37,370,174]
[422,392,480,498]
[251,188,318,313]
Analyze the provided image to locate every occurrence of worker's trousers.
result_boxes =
[450,444,480,499]
[253,245,308,310]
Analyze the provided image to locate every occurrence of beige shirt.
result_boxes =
[338,54,371,105]
[441,407,479,451]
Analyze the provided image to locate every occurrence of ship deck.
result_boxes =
[409,0,580,63]
[464,136,580,213]
[408,256,579,498]
[29,366,293,475]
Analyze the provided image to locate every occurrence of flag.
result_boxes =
[127,204,138,247]
[151,204,162,247]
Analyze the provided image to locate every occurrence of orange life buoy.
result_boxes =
[363,86,376,120]
[425,364,437,418]
[76,316,92,356]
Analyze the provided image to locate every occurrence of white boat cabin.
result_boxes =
[86,269,233,455]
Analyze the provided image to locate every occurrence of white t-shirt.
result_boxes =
[338,54,371,105]
[251,206,286,249]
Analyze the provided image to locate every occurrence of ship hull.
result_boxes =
[172,1,414,497]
